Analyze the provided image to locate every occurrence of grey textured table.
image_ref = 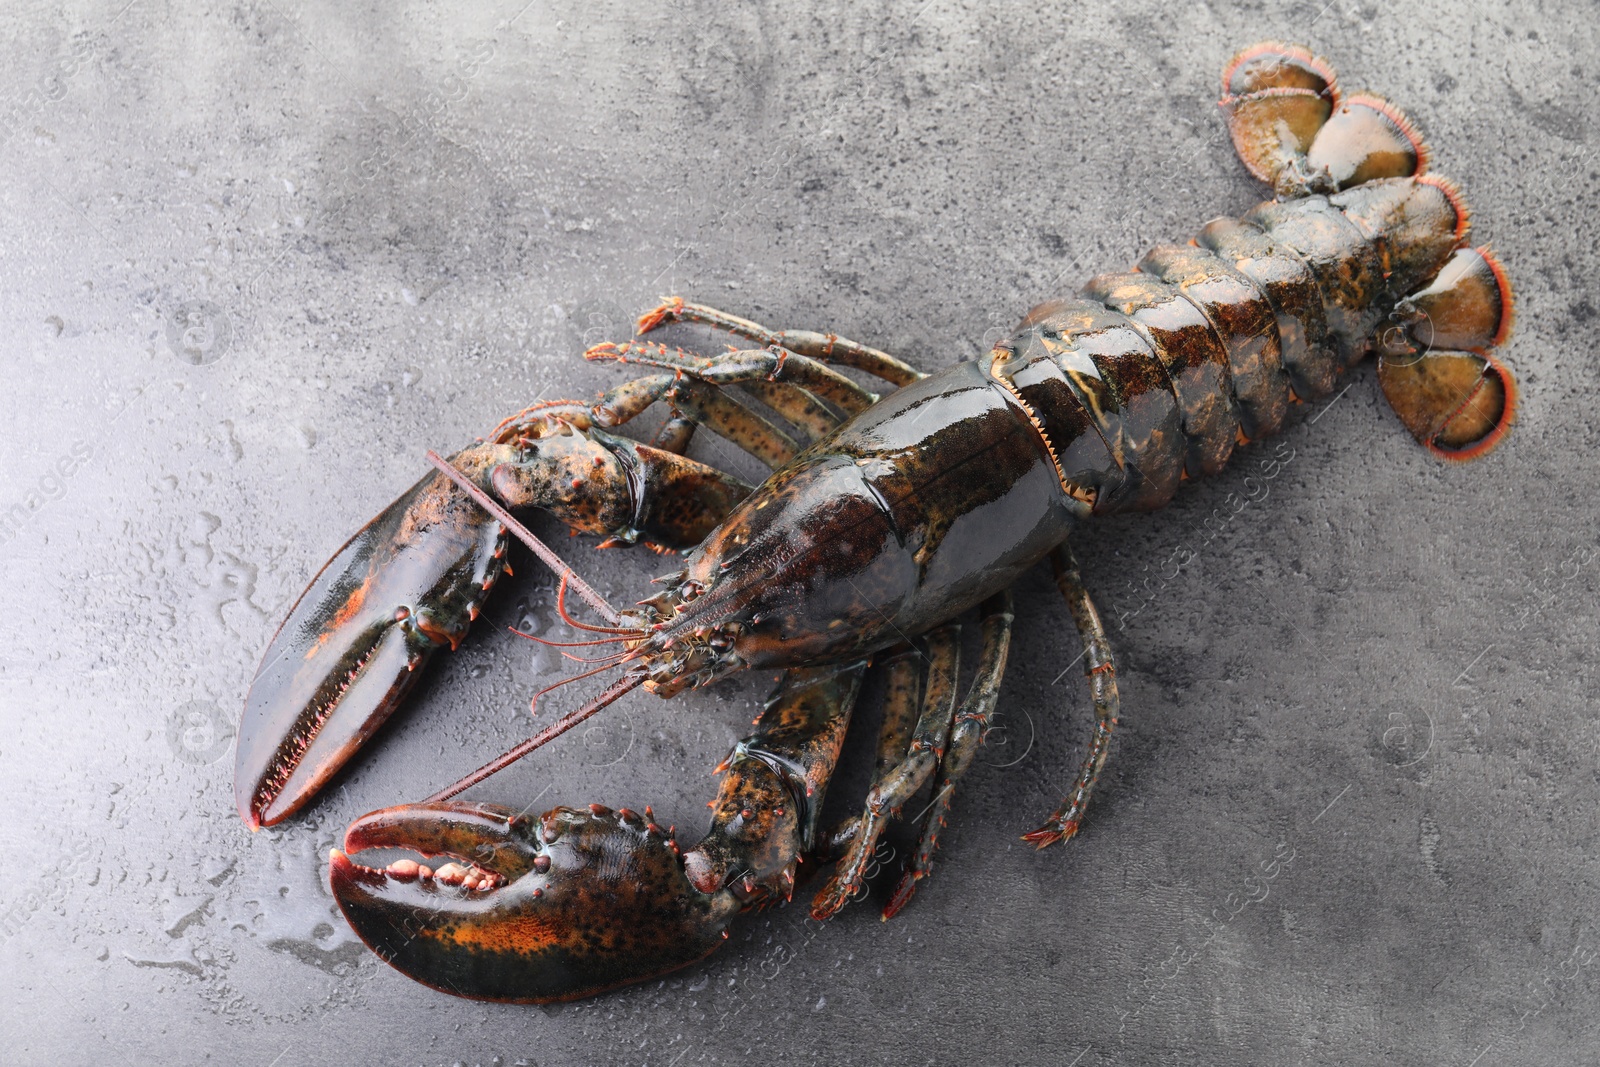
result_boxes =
[2,2,1595,1064]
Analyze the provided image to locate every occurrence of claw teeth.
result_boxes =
[464,869,502,891]
[369,857,504,890]
[253,639,385,821]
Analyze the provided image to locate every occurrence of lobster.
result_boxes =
[234,42,1516,1002]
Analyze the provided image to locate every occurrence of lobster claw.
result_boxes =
[235,452,508,829]
[330,801,738,1002]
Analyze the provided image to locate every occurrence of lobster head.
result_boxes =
[329,800,738,1002]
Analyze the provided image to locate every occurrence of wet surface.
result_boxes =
[1,1,1596,1064]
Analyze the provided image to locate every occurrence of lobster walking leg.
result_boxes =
[637,297,926,386]
[1023,545,1121,848]
[594,362,856,465]
[818,643,923,860]
[874,645,925,773]
[631,363,846,451]
[587,340,881,416]
[732,378,842,443]
[587,372,803,467]
[810,624,963,920]
[883,590,1015,918]
[620,303,889,454]
[651,414,698,454]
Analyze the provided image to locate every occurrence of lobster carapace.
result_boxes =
[235,42,1514,1001]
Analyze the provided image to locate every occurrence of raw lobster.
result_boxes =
[235,42,1515,1002]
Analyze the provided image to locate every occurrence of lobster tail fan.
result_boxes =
[1219,43,1339,191]
[1302,94,1429,190]
[1220,44,1431,197]
[1377,349,1515,461]
[1396,246,1513,351]
[1379,246,1516,461]
[1220,44,1513,462]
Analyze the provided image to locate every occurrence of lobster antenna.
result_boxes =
[422,671,647,803]
[425,450,623,626]
[553,574,640,634]
[508,627,636,648]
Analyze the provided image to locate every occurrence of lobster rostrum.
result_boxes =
[236,42,1516,1002]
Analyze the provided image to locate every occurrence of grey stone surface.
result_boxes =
[1,1,1595,1064]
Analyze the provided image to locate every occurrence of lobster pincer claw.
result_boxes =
[330,801,738,1002]
[236,448,510,829]
[237,415,754,830]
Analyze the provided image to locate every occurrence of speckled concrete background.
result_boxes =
[1,1,1596,1064]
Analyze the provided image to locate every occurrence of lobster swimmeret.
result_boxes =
[235,42,1515,1001]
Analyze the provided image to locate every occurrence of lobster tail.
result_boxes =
[1218,42,1516,463]
[1303,94,1430,192]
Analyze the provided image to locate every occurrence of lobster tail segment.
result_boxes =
[1221,43,1429,197]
